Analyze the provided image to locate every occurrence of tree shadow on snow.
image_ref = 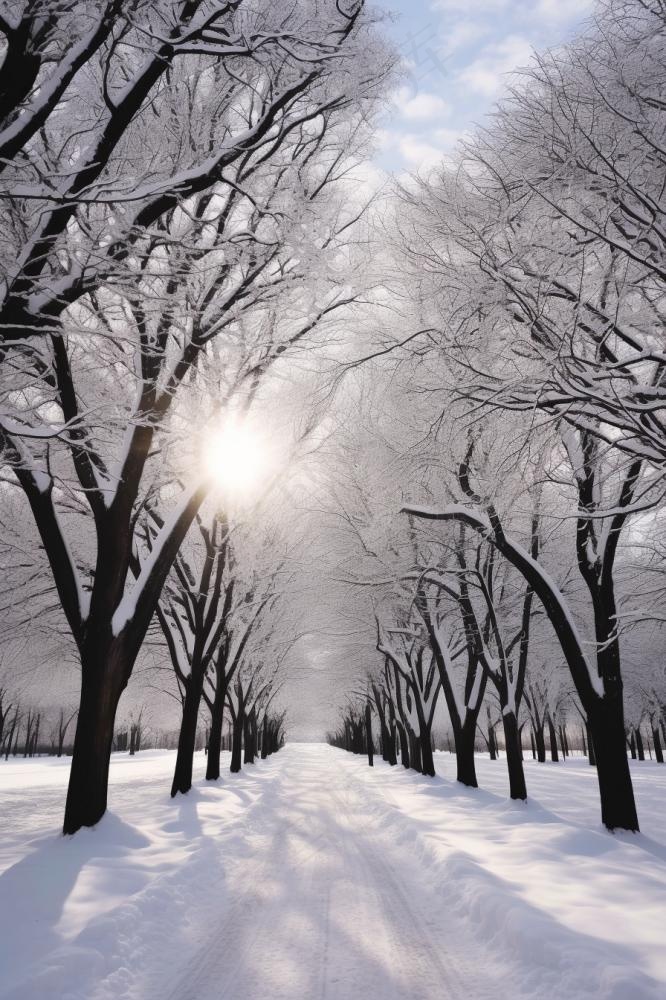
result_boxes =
[0,812,149,996]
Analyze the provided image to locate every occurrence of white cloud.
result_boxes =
[458,34,534,97]
[442,20,490,55]
[431,0,510,10]
[433,127,466,150]
[395,87,451,121]
[387,127,465,169]
[535,0,593,21]
[397,133,445,167]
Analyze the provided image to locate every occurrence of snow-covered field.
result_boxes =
[0,746,664,1000]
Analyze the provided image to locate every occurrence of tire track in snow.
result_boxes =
[162,746,494,1000]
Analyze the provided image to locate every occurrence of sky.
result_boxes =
[376,0,595,172]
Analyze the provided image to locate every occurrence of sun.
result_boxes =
[202,420,268,496]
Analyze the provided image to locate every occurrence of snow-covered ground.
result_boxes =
[0,746,664,1000]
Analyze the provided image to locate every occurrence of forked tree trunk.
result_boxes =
[502,711,527,801]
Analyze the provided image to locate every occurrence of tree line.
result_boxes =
[326,0,666,832]
[0,0,394,832]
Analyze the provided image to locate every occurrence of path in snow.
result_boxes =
[1,745,664,1000]
[162,745,492,1000]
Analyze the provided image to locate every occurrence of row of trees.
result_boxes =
[0,0,395,832]
[331,676,665,775]
[0,690,77,758]
[327,0,666,832]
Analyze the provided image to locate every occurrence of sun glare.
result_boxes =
[203,420,269,496]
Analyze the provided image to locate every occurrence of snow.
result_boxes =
[0,747,664,1000]
[111,484,201,636]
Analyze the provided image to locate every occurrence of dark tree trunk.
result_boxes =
[588,700,638,831]
[530,730,536,759]
[455,718,478,787]
[635,727,645,761]
[548,715,559,762]
[244,710,257,764]
[534,724,546,763]
[409,730,421,773]
[587,723,597,766]
[230,706,244,774]
[652,726,664,764]
[63,650,125,835]
[488,720,497,760]
[365,703,373,767]
[419,730,435,777]
[206,684,226,781]
[261,715,269,760]
[502,711,527,801]
[383,724,397,765]
[171,669,205,796]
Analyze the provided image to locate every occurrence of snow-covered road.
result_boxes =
[163,745,491,1000]
[1,745,664,1000]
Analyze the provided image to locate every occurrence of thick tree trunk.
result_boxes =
[206,685,226,781]
[409,730,421,773]
[502,711,527,801]
[171,670,204,797]
[652,727,664,764]
[588,699,639,831]
[382,723,397,765]
[230,707,244,773]
[419,730,435,777]
[455,719,478,787]
[63,651,126,834]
